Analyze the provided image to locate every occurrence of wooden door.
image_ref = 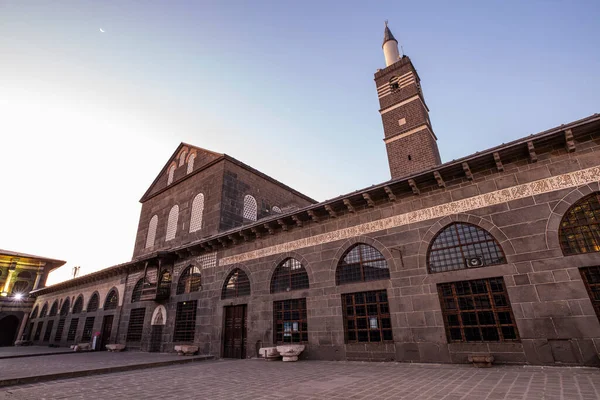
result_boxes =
[149,325,163,352]
[222,305,247,359]
[99,315,113,351]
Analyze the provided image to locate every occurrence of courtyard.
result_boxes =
[0,352,599,400]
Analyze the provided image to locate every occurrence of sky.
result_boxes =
[1,1,599,286]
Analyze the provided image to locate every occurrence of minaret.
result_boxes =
[375,22,441,180]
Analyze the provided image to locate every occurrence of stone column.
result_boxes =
[16,313,29,342]
[32,265,45,291]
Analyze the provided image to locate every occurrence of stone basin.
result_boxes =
[276,345,305,362]
[175,345,199,356]
[106,344,126,352]
[258,347,280,360]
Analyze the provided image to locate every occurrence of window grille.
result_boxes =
[33,322,43,341]
[428,223,506,273]
[179,150,187,167]
[54,318,66,342]
[131,279,144,303]
[243,195,257,221]
[274,298,308,344]
[560,193,600,255]
[87,293,99,312]
[438,277,519,343]
[49,301,59,316]
[336,244,389,285]
[40,303,48,318]
[73,296,84,314]
[81,317,95,342]
[145,215,158,248]
[580,266,600,320]
[166,205,179,241]
[67,318,79,342]
[174,301,197,342]
[187,153,196,174]
[189,193,205,232]
[167,165,175,185]
[177,266,202,295]
[221,269,251,299]
[60,298,70,316]
[271,258,309,293]
[272,206,282,214]
[126,308,146,343]
[104,290,119,310]
[43,320,54,342]
[342,290,393,343]
[30,306,39,319]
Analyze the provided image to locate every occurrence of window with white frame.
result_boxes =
[190,193,205,232]
[145,215,158,248]
[243,195,257,221]
[166,205,179,241]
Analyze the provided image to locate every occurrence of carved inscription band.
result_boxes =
[220,166,600,266]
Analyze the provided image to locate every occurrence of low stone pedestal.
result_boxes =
[175,345,199,356]
[73,343,91,352]
[276,345,305,362]
[468,354,494,368]
[258,347,280,361]
[106,344,126,352]
[14,340,32,346]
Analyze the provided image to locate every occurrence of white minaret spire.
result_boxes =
[382,20,401,67]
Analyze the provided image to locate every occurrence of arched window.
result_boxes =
[272,206,282,214]
[427,223,506,273]
[60,298,70,316]
[145,215,158,249]
[104,289,119,310]
[40,303,48,318]
[17,271,32,279]
[167,165,176,185]
[73,296,84,314]
[49,301,59,317]
[243,195,257,222]
[177,266,202,295]
[30,306,39,319]
[166,205,179,241]
[179,150,187,166]
[559,192,600,255]
[336,244,390,285]
[87,293,99,312]
[271,258,309,293]
[189,193,205,233]
[187,153,196,174]
[221,268,251,299]
[131,279,144,303]
[12,281,29,294]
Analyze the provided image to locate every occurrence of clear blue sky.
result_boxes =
[1,1,599,282]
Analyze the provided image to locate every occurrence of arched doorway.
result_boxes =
[0,315,20,346]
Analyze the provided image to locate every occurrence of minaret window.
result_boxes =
[166,205,179,241]
[145,215,158,248]
[189,193,205,233]
[187,153,196,174]
[243,195,257,222]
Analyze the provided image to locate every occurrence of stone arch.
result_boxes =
[151,305,167,326]
[270,257,310,294]
[49,300,59,316]
[167,163,176,185]
[103,287,120,310]
[72,294,84,314]
[329,236,397,281]
[87,291,100,312]
[417,213,514,271]
[269,252,315,291]
[30,305,39,319]
[0,315,20,346]
[39,302,49,318]
[221,265,253,300]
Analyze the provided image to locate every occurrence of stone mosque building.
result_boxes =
[2,24,600,366]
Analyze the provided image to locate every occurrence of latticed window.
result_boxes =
[145,215,158,248]
[166,205,179,241]
[177,266,202,295]
[580,266,600,320]
[274,299,308,344]
[104,290,119,310]
[67,318,79,342]
[438,277,519,343]
[174,301,197,342]
[73,296,84,314]
[131,279,144,303]
[179,150,187,166]
[43,320,54,341]
[81,317,95,342]
[126,308,146,343]
[189,193,205,232]
[54,318,66,342]
[272,206,282,214]
[243,195,257,221]
[30,306,39,319]
[560,193,600,255]
[336,244,390,285]
[428,223,506,273]
[60,298,70,316]
[342,290,393,343]
[221,269,251,299]
[12,280,29,294]
[87,293,99,312]
[167,165,175,185]
[40,303,48,318]
[271,258,309,293]
[49,301,59,317]
[187,153,196,174]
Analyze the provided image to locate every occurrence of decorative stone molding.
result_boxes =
[151,305,167,326]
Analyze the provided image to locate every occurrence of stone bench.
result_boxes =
[106,344,126,352]
[468,354,494,368]
[175,345,199,356]
[258,347,280,361]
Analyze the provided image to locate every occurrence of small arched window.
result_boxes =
[12,281,29,294]
[179,150,188,167]
[87,293,99,312]
[40,303,48,318]
[189,193,205,233]
[30,305,39,319]
[271,258,309,293]
[60,298,70,316]
[272,206,282,214]
[166,205,179,241]
[104,289,119,310]
[187,153,196,174]
[336,244,390,285]
[73,296,84,314]
[221,268,251,299]
[559,192,600,255]
[131,279,144,303]
[145,215,158,249]
[167,165,176,185]
[428,222,506,273]
[177,266,202,295]
[49,301,59,317]
[243,195,257,222]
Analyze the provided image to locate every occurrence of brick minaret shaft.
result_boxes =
[375,22,441,180]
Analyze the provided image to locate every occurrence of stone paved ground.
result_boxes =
[1,359,599,400]
[0,346,72,359]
